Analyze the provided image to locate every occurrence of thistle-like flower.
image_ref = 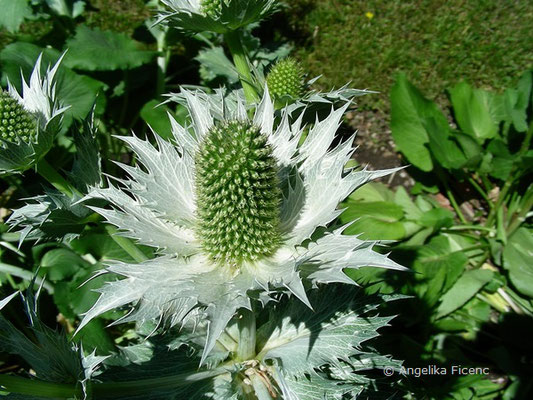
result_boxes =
[157,0,278,33]
[266,58,305,102]
[0,54,67,173]
[79,88,405,364]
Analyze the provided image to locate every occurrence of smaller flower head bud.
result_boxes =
[0,90,36,144]
[200,0,224,17]
[266,58,305,100]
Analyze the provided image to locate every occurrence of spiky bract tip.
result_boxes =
[195,120,282,267]
[0,90,36,144]
[266,58,305,100]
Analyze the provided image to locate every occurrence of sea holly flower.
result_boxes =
[78,87,405,365]
[157,0,278,33]
[266,57,305,106]
[0,54,67,174]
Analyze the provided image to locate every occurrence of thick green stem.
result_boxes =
[224,30,259,104]
[104,225,148,263]
[0,367,227,399]
[36,158,82,199]
[237,308,256,361]
[0,375,81,398]
[93,368,226,396]
[444,225,496,233]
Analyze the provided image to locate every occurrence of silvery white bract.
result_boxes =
[157,0,278,33]
[79,87,405,365]
[0,54,68,173]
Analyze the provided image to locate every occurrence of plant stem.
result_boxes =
[0,367,228,399]
[224,30,259,104]
[506,185,533,236]
[35,159,82,199]
[0,375,81,398]
[236,308,256,361]
[93,368,227,396]
[0,263,54,294]
[104,225,148,263]
[486,121,533,228]
[467,176,492,208]
[435,167,467,223]
[444,225,495,233]
[444,184,467,224]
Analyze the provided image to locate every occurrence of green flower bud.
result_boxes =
[195,120,282,267]
[0,90,36,144]
[201,0,224,17]
[266,58,305,100]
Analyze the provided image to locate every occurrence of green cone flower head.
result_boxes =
[0,54,67,173]
[0,90,37,144]
[200,0,224,17]
[196,120,281,266]
[158,0,278,33]
[266,58,305,101]
[81,87,405,366]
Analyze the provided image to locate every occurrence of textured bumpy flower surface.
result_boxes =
[80,87,405,363]
[158,0,278,33]
[0,54,67,173]
[0,90,37,143]
[266,58,305,101]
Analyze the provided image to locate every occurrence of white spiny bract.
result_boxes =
[80,87,405,364]
[0,54,68,173]
[158,0,278,33]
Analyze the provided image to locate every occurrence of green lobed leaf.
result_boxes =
[391,73,447,171]
[0,42,105,122]
[340,200,406,240]
[485,139,516,181]
[413,235,468,308]
[449,81,499,142]
[502,227,533,298]
[196,46,239,85]
[504,70,532,132]
[425,117,468,169]
[64,25,156,71]
[40,248,88,282]
[435,269,494,319]
[0,0,32,33]
[419,207,454,231]
[394,186,424,221]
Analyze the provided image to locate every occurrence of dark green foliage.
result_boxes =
[195,121,282,266]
